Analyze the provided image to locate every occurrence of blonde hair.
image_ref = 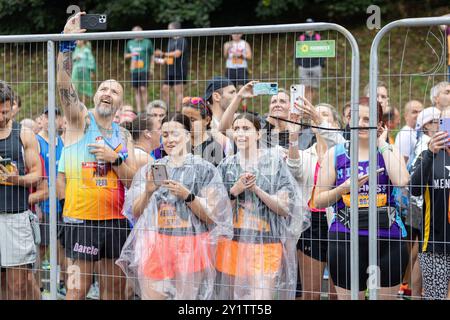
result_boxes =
[316,103,342,128]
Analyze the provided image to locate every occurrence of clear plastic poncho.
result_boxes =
[116,153,233,300]
[215,147,310,300]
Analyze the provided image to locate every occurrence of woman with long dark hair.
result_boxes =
[117,113,233,300]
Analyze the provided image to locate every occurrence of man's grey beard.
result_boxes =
[96,104,116,117]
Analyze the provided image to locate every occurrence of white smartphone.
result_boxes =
[290,84,305,115]
[358,168,385,180]
[151,164,168,186]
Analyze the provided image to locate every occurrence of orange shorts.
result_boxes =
[215,238,282,277]
[139,231,212,280]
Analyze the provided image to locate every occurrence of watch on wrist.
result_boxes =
[184,193,196,203]
[112,153,126,166]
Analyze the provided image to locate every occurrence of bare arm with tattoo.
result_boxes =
[57,12,87,130]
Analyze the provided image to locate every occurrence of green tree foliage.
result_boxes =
[147,0,222,27]
[255,0,383,19]
[0,0,447,34]
[0,0,223,34]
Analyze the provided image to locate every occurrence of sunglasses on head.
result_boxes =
[182,96,205,106]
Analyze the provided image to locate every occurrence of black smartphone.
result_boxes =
[80,14,107,31]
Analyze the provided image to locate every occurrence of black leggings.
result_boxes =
[328,232,409,291]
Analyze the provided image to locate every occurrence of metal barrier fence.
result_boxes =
[369,16,450,300]
[0,22,362,300]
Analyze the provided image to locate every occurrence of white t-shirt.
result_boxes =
[395,125,416,158]
[225,40,248,69]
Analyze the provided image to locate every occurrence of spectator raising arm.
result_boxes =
[218,81,255,133]
[57,12,88,134]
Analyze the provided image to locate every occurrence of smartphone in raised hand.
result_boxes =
[80,14,107,31]
[439,118,450,146]
[290,84,305,115]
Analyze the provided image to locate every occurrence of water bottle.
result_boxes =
[95,136,108,177]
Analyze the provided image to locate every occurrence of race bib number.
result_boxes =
[232,56,244,65]
[131,60,144,69]
[81,162,118,189]
[157,202,191,229]
[166,56,174,65]
[235,204,270,232]
[342,194,387,208]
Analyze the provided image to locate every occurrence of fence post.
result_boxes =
[47,40,58,301]
[369,16,450,300]
[348,36,360,301]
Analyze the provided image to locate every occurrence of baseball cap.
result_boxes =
[415,107,441,130]
[204,76,234,102]
[43,106,61,116]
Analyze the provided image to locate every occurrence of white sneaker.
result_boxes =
[86,281,100,300]
[41,290,52,300]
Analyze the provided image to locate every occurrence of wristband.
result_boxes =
[112,152,128,166]
[184,193,196,203]
[289,140,299,147]
[59,32,77,53]
[229,192,237,201]
[378,143,392,154]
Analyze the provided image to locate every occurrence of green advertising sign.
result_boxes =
[296,40,335,58]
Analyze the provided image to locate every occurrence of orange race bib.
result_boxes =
[166,56,174,65]
[131,60,144,69]
[157,202,191,229]
[235,205,270,232]
[232,56,244,65]
[342,194,387,208]
[81,162,118,189]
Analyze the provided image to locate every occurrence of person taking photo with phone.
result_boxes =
[287,102,341,300]
[57,12,136,300]
[216,113,308,300]
[313,98,410,300]
[117,113,232,300]
[410,108,450,300]
[219,84,315,151]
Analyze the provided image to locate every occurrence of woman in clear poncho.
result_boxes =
[116,113,233,300]
[216,113,309,300]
